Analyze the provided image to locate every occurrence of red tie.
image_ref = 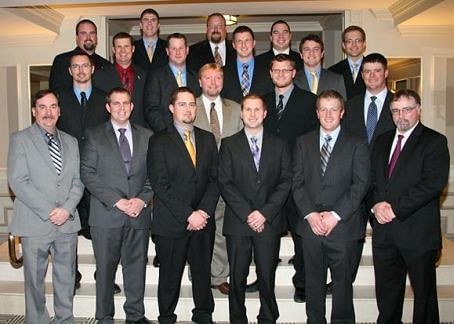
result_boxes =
[387,134,403,178]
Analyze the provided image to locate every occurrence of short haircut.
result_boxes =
[140,8,160,21]
[241,93,267,111]
[270,53,295,70]
[299,34,324,53]
[166,33,187,47]
[207,13,226,25]
[342,25,366,42]
[106,87,132,104]
[169,87,195,106]
[392,89,421,106]
[363,53,388,69]
[32,89,59,108]
[270,20,291,34]
[112,32,134,47]
[316,90,345,111]
[198,63,223,79]
[76,19,97,35]
[233,25,255,40]
[69,52,94,66]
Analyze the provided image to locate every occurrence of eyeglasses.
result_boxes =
[390,106,418,115]
[343,39,364,45]
[270,68,294,74]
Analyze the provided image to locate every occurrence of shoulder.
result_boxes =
[58,129,78,145]
[328,59,347,73]
[323,68,343,80]
[190,40,208,51]
[133,124,154,137]
[292,85,316,99]
[52,49,75,63]
[296,128,318,145]
[223,98,241,109]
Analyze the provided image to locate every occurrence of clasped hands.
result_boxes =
[49,207,70,226]
[187,210,209,231]
[307,211,339,236]
[116,198,146,218]
[373,201,396,224]
[247,210,266,233]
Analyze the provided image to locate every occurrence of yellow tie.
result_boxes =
[147,44,154,62]
[310,71,318,94]
[176,71,184,87]
[184,129,196,166]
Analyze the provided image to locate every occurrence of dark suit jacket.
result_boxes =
[263,85,318,151]
[218,130,292,236]
[147,125,219,238]
[292,128,370,241]
[132,38,168,73]
[80,122,154,229]
[56,86,109,149]
[143,64,201,132]
[255,49,303,71]
[294,67,347,100]
[222,60,274,104]
[92,63,148,127]
[187,39,236,72]
[343,90,395,148]
[369,123,449,250]
[49,47,110,91]
[329,58,366,100]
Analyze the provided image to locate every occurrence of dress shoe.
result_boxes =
[212,282,229,295]
[245,280,258,293]
[74,270,82,294]
[293,288,306,303]
[125,317,151,324]
[326,281,333,295]
[114,282,122,294]
[288,255,295,264]
[153,255,160,267]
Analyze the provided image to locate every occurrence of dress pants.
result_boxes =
[373,238,439,324]
[22,230,77,324]
[211,197,229,286]
[290,231,305,290]
[91,225,149,323]
[302,237,356,324]
[226,234,280,324]
[155,230,215,324]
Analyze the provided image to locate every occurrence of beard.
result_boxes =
[210,32,222,44]
[83,41,96,52]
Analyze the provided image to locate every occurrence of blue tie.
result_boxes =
[366,96,377,143]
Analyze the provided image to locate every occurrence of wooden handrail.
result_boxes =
[8,233,23,269]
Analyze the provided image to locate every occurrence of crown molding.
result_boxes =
[4,6,63,34]
[397,25,454,37]
[0,33,57,47]
[389,0,443,26]
[369,8,393,22]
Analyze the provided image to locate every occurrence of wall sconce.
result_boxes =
[223,14,239,26]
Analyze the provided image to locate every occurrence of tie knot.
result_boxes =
[118,128,127,135]
[45,132,54,141]
[279,94,284,100]
[81,91,87,98]
[397,134,404,140]
[352,63,359,69]
[215,45,219,51]
[251,136,258,144]
[310,71,317,77]
[184,129,191,140]
[371,96,377,103]
[210,102,216,110]
[325,135,332,143]
[242,63,249,70]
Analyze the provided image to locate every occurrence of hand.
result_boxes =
[187,211,207,231]
[125,198,146,218]
[115,199,130,213]
[49,207,70,226]
[247,210,266,232]
[320,211,339,236]
[373,202,396,224]
[306,212,326,236]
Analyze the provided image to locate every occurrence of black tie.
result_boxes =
[80,91,87,107]
[276,94,285,120]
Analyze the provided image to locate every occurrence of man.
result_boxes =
[294,34,347,100]
[292,90,370,324]
[194,63,242,295]
[222,25,274,104]
[81,88,153,323]
[218,94,292,323]
[93,32,148,127]
[369,89,449,324]
[263,53,318,302]
[329,25,367,100]
[187,13,236,72]
[8,89,84,323]
[147,87,219,324]
[132,8,168,72]
[256,20,303,71]
[144,33,201,133]
[50,19,110,91]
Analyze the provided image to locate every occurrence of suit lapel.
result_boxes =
[239,130,259,174]
[169,125,196,171]
[221,99,232,136]
[30,124,57,173]
[258,131,272,175]
[195,97,210,131]
[104,122,128,174]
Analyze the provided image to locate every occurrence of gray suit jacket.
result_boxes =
[8,123,83,236]
[81,121,154,229]
[294,68,347,100]
[194,96,243,144]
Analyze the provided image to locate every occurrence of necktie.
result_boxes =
[46,133,62,175]
[210,102,221,145]
[80,91,87,107]
[366,96,378,143]
[184,129,196,166]
[250,136,260,171]
[310,71,318,94]
[276,94,285,120]
[176,71,184,87]
[214,45,223,66]
[387,134,404,179]
[118,128,132,174]
[241,63,250,96]
[147,43,154,62]
[320,135,332,176]
[352,63,359,82]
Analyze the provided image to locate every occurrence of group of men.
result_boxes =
[7,8,449,324]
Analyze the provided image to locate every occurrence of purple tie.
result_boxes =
[118,128,132,174]
[387,134,403,178]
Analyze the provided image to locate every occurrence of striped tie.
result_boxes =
[320,135,332,176]
[241,63,250,96]
[46,132,62,175]
[214,45,223,66]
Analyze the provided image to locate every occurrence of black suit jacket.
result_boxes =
[255,49,303,71]
[329,59,366,100]
[147,125,219,238]
[222,60,274,104]
[49,47,110,91]
[143,64,201,132]
[187,39,236,73]
[132,38,168,72]
[369,123,449,250]
[294,67,347,100]
[92,63,148,127]
[292,128,370,241]
[343,91,395,148]
[219,130,292,236]
[56,86,109,149]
